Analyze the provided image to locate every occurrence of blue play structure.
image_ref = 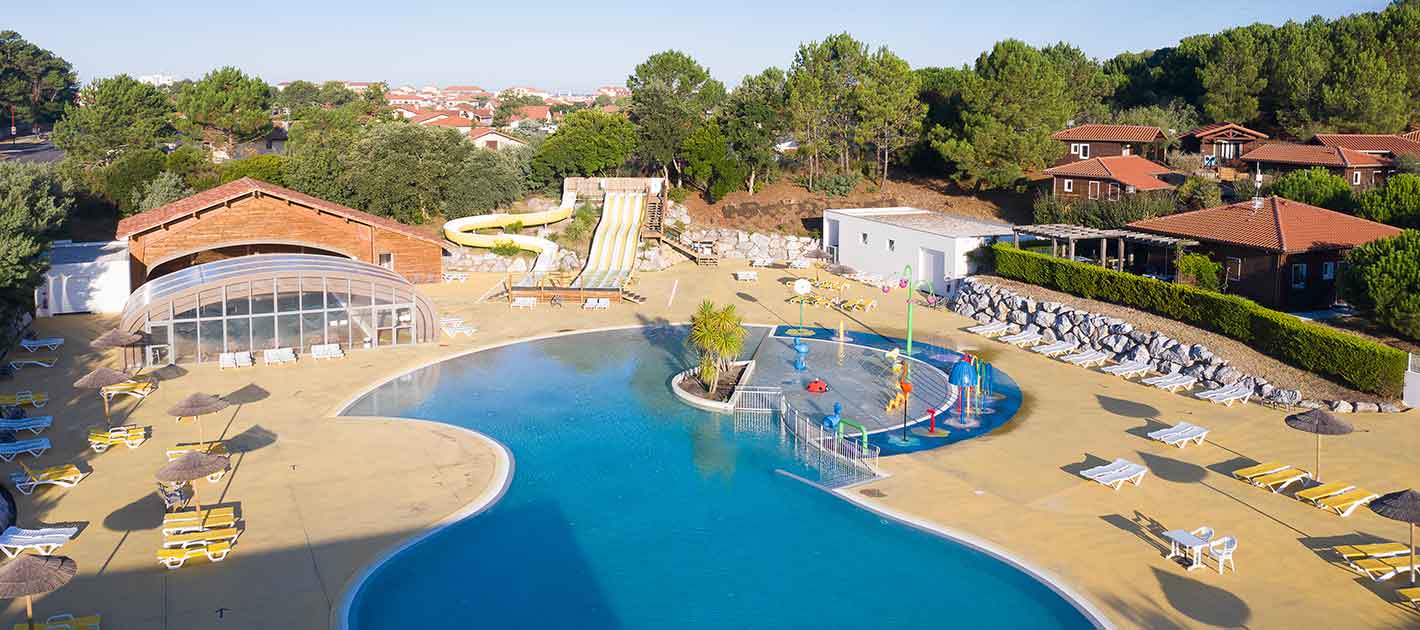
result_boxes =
[793,339,810,371]
[822,401,843,429]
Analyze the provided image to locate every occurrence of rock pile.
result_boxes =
[951,279,1406,413]
[681,228,821,262]
[446,248,581,274]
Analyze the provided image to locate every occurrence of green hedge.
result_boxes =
[991,243,1408,396]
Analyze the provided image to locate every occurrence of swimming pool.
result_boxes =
[341,326,1095,629]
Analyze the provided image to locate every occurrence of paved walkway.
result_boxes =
[3,262,1417,628]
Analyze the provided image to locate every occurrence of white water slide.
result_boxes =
[573,191,645,289]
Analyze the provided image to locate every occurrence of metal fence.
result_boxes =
[731,385,881,487]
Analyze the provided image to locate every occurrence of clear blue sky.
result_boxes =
[9,0,1387,92]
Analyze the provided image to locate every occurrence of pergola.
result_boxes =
[1013,224,1198,273]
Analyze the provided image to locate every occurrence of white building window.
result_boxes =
[886,239,896,252]
[859,233,868,245]
[1078,143,1090,159]
[1291,263,1307,289]
[1352,171,1361,185]
[378,252,395,270]
[1322,261,1336,280]
[1062,179,1073,193]
[1069,143,1080,155]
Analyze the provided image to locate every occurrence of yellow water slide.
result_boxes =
[441,191,577,272]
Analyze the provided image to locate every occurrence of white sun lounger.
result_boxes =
[263,348,297,365]
[734,271,758,282]
[1148,422,1210,447]
[511,297,537,309]
[1000,330,1043,347]
[1032,340,1079,357]
[0,526,78,557]
[310,343,344,360]
[1197,382,1252,406]
[18,337,63,352]
[1101,360,1151,377]
[218,351,253,369]
[789,259,810,269]
[0,438,50,462]
[1080,458,1133,480]
[442,322,476,337]
[967,321,1011,337]
[1063,349,1110,367]
[1143,373,1196,392]
[1089,462,1148,490]
[0,416,52,436]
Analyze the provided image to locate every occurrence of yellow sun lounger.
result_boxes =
[162,507,238,535]
[1253,468,1311,493]
[9,462,84,496]
[1232,462,1289,483]
[162,526,240,549]
[88,425,147,453]
[157,541,231,569]
[11,613,101,630]
[0,391,48,408]
[1295,482,1354,506]
[1399,587,1420,611]
[1315,488,1381,517]
[165,441,229,461]
[1334,542,1411,569]
[1352,555,1419,581]
[100,379,156,401]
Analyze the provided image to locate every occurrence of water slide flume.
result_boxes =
[441,191,576,272]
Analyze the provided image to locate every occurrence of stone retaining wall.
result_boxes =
[951,278,1406,413]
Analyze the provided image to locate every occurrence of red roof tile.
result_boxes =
[516,105,551,121]
[1043,155,1174,191]
[468,128,527,144]
[1181,121,1268,140]
[1239,143,1390,168]
[1312,133,1420,156]
[1051,124,1164,143]
[424,117,473,128]
[115,178,446,248]
[1128,196,1402,253]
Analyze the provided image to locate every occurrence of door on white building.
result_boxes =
[824,218,840,263]
[918,247,946,296]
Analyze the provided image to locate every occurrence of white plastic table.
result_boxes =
[1163,529,1210,571]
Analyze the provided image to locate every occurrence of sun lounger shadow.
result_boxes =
[1206,456,1268,478]
[1136,451,1208,483]
[1099,513,1171,556]
[1298,532,1399,573]
[1095,395,1160,419]
[1061,454,1113,478]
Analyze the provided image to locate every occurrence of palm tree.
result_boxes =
[688,300,747,396]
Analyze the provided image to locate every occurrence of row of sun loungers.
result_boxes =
[88,425,147,453]
[1080,458,1149,491]
[1148,422,1210,448]
[158,507,242,569]
[7,354,57,370]
[17,337,63,352]
[10,613,100,630]
[1232,462,1379,515]
[0,526,78,557]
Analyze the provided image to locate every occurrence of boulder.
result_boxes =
[1353,402,1380,414]
[1032,311,1058,328]
[1380,403,1407,413]
[1329,400,1355,413]
[1110,322,1134,335]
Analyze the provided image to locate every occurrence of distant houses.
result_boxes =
[1044,155,1174,200]
[1238,143,1391,189]
[1050,124,1165,164]
[1178,122,1268,165]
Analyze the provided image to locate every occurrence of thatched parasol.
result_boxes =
[157,452,231,511]
[0,554,77,630]
[90,329,143,371]
[73,367,133,423]
[1371,490,1420,584]
[1284,409,1354,482]
[167,393,230,444]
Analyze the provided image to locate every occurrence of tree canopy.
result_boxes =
[52,74,173,168]
[1266,167,1355,211]
[1342,230,1420,340]
[531,109,636,184]
[626,50,725,184]
[0,31,77,126]
[176,67,273,150]
[0,162,70,313]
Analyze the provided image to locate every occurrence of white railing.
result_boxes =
[732,385,881,486]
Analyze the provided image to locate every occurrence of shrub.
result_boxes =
[99,148,166,216]
[668,186,689,203]
[1230,175,1260,201]
[490,240,523,256]
[1176,252,1222,291]
[1357,173,1420,229]
[218,154,287,186]
[131,171,192,213]
[1030,191,1178,229]
[1266,167,1354,212]
[991,243,1408,395]
[1165,152,1204,175]
[1176,176,1221,210]
[1341,230,1420,340]
[811,173,860,197]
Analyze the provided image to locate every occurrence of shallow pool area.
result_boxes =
[341,326,1092,629]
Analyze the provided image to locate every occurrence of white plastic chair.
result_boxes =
[1208,536,1237,574]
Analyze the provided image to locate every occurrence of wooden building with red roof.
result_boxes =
[1043,155,1175,201]
[115,178,449,289]
[1129,196,1402,309]
[1179,122,1268,165]
[1050,124,1164,165]
[1238,143,1391,189]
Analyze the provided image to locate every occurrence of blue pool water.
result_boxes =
[342,327,1093,629]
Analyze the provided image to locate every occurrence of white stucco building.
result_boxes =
[36,241,131,316]
[822,207,1015,296]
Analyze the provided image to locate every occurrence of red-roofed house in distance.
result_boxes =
[115,178,449,289]
[1051,124,1164,165]
[468,128,528,151]
[1043,155,1175,200]
[1238,143,1391,189]
[1310,133,1420,161]
[1178,122,1268,166]
[1129,196,1403,309]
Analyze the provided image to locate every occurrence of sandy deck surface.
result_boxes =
[4,262,1416,629]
